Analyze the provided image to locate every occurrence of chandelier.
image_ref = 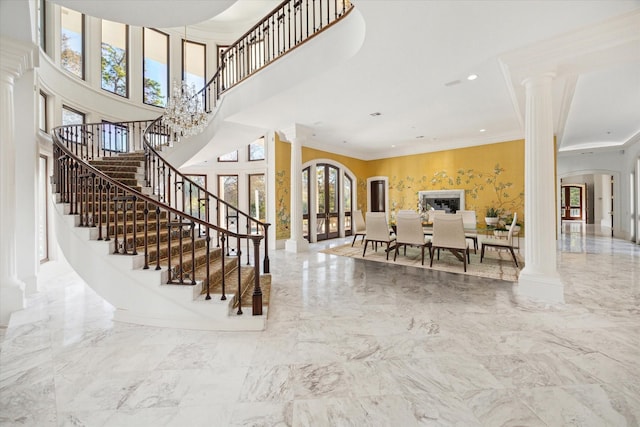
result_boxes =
[162,80,211,138]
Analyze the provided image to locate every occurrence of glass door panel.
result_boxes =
[561,185,583,220]
[316,164,339,240]
[302,167,310,240]
[344,175,352,236]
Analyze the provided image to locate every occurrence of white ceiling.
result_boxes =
[52,0,640,161]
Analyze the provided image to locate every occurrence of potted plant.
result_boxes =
[485,207,501,226]
[493,226,509,237]
[504,214,522,232]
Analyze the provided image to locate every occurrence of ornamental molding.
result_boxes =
[0,37,38,79]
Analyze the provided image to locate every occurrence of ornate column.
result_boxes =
[281,126,309,253]
[0,38,36,325]
[515,72,564,303]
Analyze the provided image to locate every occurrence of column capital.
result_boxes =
[277,124,311,144]
[0,37,38,81]
[521,71,556,88]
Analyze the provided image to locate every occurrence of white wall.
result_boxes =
[558,138,640,240]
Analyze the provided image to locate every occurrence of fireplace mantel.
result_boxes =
[418,189,465,213]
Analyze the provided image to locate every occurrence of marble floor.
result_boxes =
[1,224,639,426]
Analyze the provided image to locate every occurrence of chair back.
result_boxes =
[426,209,447,223]
[507,213,518,243]
[352,210,366,233]
[432,214,466,249]
[460,210,477,229]
[396,212,426,245]
[365,212,393,242]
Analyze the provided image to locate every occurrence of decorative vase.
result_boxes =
[494,229,509,238]
[485,217,499,226]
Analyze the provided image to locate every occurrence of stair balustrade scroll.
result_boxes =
[52,123,264,317]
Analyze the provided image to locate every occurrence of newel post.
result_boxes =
[252,236,263,315]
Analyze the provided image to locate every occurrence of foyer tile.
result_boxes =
[462,388,546,426]
[1,225,638,425]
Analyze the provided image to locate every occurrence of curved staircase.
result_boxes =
[50,0,355,330]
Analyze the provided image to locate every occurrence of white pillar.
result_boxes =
[284,130,309,253]
[0,71,26,326]
[14,69,39,294]
[515,72,564,304]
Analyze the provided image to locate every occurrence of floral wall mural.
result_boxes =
[273,136,525,242]
[275,169,291,239]
[369,139,525,227]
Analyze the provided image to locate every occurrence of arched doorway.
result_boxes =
[301,160,356,242]
[559,170,620,239]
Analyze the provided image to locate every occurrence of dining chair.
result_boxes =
[480,213,519,267]
[394,212,431,265]
[429,214,470,272]
[351,210,366,247]
[363,212,396,259]
[459,209,479,253]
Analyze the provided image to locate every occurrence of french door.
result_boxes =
[316,164,340,241]
[561,185,583,220]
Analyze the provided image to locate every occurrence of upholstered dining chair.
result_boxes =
[480,213,519,267]
[351,210,366,247]
[459,210,479,253]
[426,209,447,224]
[363,212,396,260]
[394,212,431,265]
[429,214,470,272]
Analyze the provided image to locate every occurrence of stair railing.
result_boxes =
[141,0,354,272]
[143,118,271,275]
[49,0,356,318]
[52,123,265,316]
[218,0,353,94]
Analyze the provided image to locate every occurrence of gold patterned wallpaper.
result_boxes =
[275,137,525,240]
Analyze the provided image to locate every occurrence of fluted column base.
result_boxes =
[0,277,25,326]
[514,268,564,304]
[285,237,309,253]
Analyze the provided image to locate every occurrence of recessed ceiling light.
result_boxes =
[479,129,486,132]
[445,79,461,87]
[370,112,381,117]
[416,135,424,139]
[467,74,478,81]
[391,145,396,148]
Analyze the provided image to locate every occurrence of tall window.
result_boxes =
[143,28,168,107]
[249,174,266,222]
[184,174,208,229]
[62,106,85,144]
[249,137,265,161]
[183,40,206,91]
[218,150,238,162]
[101,121,129,152]
[38,0,47,53]
[39,92,48,133]
[101,20,128,97]
[38,156,48,262]
[60,7,84,78]
[62,105,85,125]
[219,175,238,231]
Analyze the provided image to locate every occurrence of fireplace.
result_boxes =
[418,190,465,214]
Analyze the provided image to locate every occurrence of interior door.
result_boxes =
[561,185,583,220]
[370,180,385,212]
[316,164,339,241]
